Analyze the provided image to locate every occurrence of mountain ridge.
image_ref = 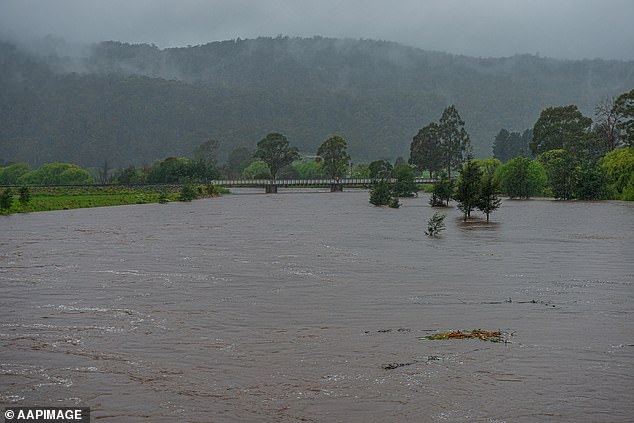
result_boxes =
[1,36,633,167]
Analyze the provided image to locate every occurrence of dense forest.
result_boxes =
[1,36,633,167]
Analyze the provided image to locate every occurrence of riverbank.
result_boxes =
[0,184,228,214]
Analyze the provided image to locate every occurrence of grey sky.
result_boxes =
[1,0,633,60]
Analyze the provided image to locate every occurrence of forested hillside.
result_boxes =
[1,36,633,167]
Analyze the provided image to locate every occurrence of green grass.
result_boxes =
[0,185,227,214]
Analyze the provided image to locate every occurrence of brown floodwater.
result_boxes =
[1,190,633,422]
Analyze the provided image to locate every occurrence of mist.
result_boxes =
[1,0,633,60]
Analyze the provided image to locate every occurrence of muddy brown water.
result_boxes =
[1,190,633,422]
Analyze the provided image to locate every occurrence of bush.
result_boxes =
[18,186,31,205]
[179,184,198,202]
[425,212,446,236]
[0,188,13,212]
[369,179,393,206]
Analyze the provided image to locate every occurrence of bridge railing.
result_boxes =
[207,177,435,187]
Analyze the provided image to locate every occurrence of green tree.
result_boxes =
[179,184,198,202]
[18,186,31,205]
[613,89,634,147]
[254,133,300,180]
[368,160,393,179]
[18,163,95,185]
[454,160,482,221]
[495,156,547,199]
[430,172,454,207]
[425,212,446,236]
[113,166,147,184]
[477,174,502,222]
[492,129,532,162]
[530,105,593,156]
[539,149,577,200]
[574,159,607,200]
[351,163,370,178]
[242,160,272,179]
[369,179,393,206]
[391,164,418,197]
[293,161,325,179]
[0,163,31,184]
[192,139,219,167]
[317,135,351,179]
[599,147,634,198]
[409,122,443,178]
[0,188,13,212]
[439,105,471,178]
[226,146,254,178]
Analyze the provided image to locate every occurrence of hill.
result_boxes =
[1,36,633,167]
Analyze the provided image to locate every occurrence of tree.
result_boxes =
[368,160,393,179]
[369,178,393,206]
[539,149,577,200]
[179,184,198,202]
[454,160,482,221]
[599,147,634,198]
[226,146,254,178]
[391,164,418,197]
[18,163,95,185]
[0,163,31,184]
[254,133,299,180]
[574,159,607,200]
[613,89,634,147]
[530,105,592,156]
[0,188,13,212]
[593,96,622,154]
[495,156,547,199]
[409,122,443,178]
[242,160,272,179]
[192,139,219,166]
[317,135,351,179]
[430,172,454,207]
[477,174,502,222]
[493,129,532,162]
[18,186,31,205]
[425,212,446,236]
[293,161,325,179]
[438,105,471,178]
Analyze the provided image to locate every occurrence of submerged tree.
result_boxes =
[477,174,502,222]
[369,178,393,206]
[391,164,418,197]
[430,172,454,207]
[454,160,482,221]
[254,133,300,180]
[425,212,446,236]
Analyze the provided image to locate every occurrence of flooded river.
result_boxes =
[1,190,633,422]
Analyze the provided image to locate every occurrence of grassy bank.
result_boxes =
[0,184,228,214]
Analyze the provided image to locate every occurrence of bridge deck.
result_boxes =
[209,178,435,187]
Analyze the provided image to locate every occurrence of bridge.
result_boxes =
[209,177,436,193]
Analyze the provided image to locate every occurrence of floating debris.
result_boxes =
[419,329,504,343]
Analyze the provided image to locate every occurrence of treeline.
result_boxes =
[412,90,634,204]
[2,37,633,167]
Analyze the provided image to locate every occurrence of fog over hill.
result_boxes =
[1,36,633,167]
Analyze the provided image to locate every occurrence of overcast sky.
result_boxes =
[1,0,633,60]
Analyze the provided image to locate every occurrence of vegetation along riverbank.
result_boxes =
[0,184,227,214]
